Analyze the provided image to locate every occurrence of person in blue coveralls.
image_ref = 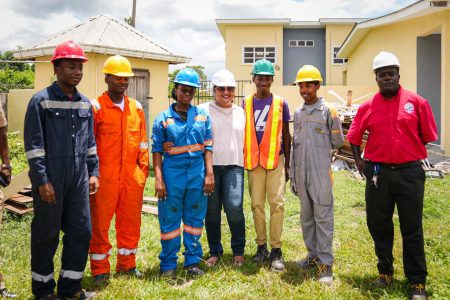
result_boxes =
[24,40,99,300]
[152,68,214,278]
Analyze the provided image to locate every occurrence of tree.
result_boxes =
[124,17,133,26]
[169,65,207,82]
[0,51,34,91]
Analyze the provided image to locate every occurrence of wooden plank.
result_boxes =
[2,169,31,200]
[4,201,34,215]
[142,205,158,215]
[334,154,355,164]
[19,186,32,194]
[143,196,158,203]
[8,194,33,204]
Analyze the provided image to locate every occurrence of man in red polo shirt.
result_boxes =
[348,51,437,300]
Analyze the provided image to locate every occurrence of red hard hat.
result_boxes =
[51,40,88,63]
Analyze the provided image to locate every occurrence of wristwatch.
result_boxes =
[1,163,12,170]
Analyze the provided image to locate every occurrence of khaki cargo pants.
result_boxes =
[248,155,285,249]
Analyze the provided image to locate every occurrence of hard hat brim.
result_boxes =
[373,64,400,72]
[295,78,323,83]
[174,80,200,88]
[103,71,135,77]
[212,81,237,87]
[251,71,274,76]
[51,55,88,63]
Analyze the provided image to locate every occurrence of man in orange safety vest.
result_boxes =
[243,59,291,272]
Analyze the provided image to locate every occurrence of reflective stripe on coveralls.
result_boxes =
[89,92,149,276]
[152,103,212,272]
[90,249,113,261]
[244,94,283,170]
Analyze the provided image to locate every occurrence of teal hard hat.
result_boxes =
[174,68,200,88]
[251,59,275,76]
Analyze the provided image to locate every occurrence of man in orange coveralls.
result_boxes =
[89,55,149,282]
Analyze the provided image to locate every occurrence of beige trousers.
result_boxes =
[248,155,285,249]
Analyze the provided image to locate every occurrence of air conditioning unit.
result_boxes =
[430,0,449,7]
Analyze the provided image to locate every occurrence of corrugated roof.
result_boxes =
[13,14,190,64]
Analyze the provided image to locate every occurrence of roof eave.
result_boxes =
[337,0,444,58]
[13,45,190,64]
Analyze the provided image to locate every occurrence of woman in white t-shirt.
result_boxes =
[199,69,246,267]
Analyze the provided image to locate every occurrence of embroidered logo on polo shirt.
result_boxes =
[404,103,414,114]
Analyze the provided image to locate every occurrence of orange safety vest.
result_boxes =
[244,94,284,170]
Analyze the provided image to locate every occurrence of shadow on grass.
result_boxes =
[280,261,314,285]
[339,274,411,299]
[200,253,261,276]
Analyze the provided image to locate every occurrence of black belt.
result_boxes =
[368,160,421,170]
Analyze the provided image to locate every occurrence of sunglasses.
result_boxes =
[216,87,235,92]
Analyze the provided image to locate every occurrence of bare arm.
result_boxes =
[0,126,11,186]
[152,152,167,199]
[282,121,291,182]
[203,150,214,195]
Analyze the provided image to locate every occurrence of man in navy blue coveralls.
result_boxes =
[24,41,99,299]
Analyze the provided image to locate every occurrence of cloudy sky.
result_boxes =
[1,0,417,77]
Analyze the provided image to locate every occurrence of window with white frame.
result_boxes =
[332,46,348,64]
[243,46,276,64]
[289,40,314,47]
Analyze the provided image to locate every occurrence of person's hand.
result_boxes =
[89,176,99,195]
[290,181,298,196]
[203,173,214,196]
[155,176,167,200]
[163,142,173,152]
[0,165,11,187]
[355,158,366,178]
[38,183,56,204]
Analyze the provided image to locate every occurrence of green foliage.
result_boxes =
[124,17,133,26]
[0,51,35,92]
[7,132,27,175]
[1,172,449,299]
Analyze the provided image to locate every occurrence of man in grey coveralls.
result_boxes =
[289,65,344,286]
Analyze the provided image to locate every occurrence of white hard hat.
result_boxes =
[372,51,400,72]
[211,69,236,87]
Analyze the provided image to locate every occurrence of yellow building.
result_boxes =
[216,18,367,86]
[338,0,450,154]
[13,14,190,137]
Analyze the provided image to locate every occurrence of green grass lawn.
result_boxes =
[1,172,449,299]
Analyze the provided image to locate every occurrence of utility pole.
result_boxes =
[131,0,137,27]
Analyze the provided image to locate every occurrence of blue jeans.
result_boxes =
[205,165,245,256]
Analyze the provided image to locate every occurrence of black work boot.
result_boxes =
[410,283,428,300]
[317,264,333,286]
[296,256,318,269]
[252,244,269,264]
[373,274,393,288]
[0,288,17,298]
[184,264,204,277]
[269,248,285,272]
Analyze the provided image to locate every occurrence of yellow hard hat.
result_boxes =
[102,55,134,77]
[295,65,323,83]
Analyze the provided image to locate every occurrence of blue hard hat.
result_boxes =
[174,68,201,88]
